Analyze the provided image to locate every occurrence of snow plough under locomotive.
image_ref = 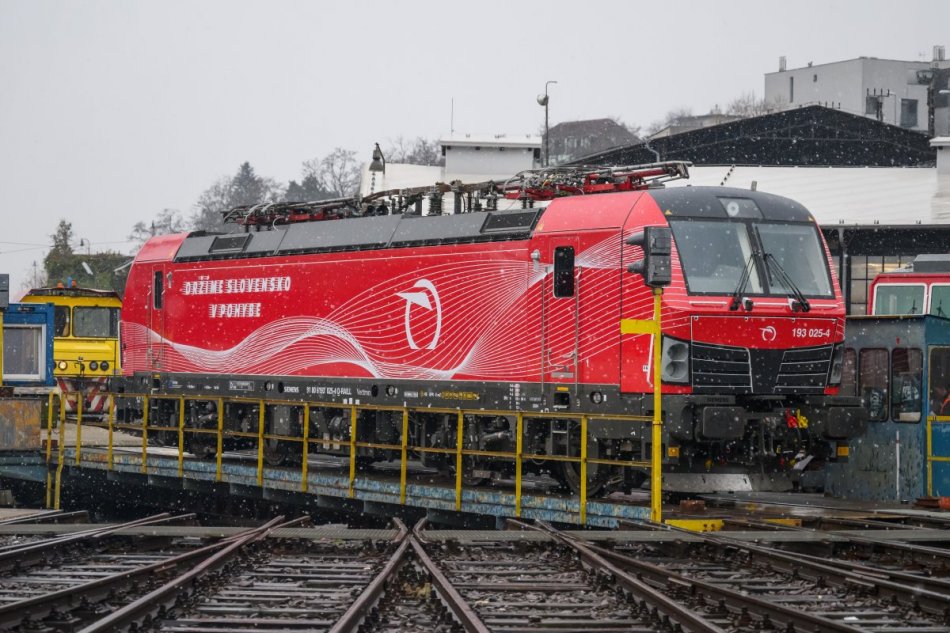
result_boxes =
[119,162,867,493]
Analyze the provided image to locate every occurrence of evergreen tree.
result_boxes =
[285,173,331,202]
[190,162,284,232]
[42,219,75,286]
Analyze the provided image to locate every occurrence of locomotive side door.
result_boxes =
[146,265,165,370]
[541,238,580,393]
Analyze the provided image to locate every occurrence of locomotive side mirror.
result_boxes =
[626,226,672,287]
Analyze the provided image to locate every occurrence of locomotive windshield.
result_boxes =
[73,307,120,338]
[670,219,834,298]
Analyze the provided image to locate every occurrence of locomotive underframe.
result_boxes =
[124,371,866,493]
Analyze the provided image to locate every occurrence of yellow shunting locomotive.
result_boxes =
[21,285,121,413]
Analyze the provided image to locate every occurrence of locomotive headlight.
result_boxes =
[100,361,110,372]
[89,361,99,371]
[828,344,844,386]
[661,336,690,384]
[57,361,68,371]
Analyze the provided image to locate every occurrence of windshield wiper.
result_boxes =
[764,252,811,312]
[729,252,758,311]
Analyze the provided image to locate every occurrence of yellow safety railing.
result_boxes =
[46,290,665,524]
[49,395,659,524]
[926,413,950,497]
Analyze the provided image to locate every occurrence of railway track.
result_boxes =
[518,519,950,633]
[0,516,946,632]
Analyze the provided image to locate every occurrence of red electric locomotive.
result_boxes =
[868,254,950,317]
[120,163,866,493]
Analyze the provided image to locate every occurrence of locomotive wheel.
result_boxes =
[448,457,488,487]
[186,433,217,460]
[559,436,607,497]
[263,441,289,467]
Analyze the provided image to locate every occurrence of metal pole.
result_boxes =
[177,396,185,478]
[544,100,551,167]
[140,395,149,474]
[302,405,310,493]
[256,400,266,487]
[348,406,358,498]
[541,80,557,167]
[399,408,409,504]
[651,288,663,523]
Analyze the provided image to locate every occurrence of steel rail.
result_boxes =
[75,515,300,633]
[576,537,876,633]
[0,510,89,525]
[0,512,191,565]
[410,520,491,633]
[657,521,950,618]
[328,519,411,633]
[0,515,296,630]
[712,518,950,597]
[509,519,728,633]
[732,516,950,563]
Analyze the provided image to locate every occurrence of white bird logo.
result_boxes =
[396,279,442,350]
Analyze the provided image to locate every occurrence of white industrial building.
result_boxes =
[765,47,950,135]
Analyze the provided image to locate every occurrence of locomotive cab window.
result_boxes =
[669,218,832,297]
[54,305,69,336]
[670,220,762,295]
[874,284,925,315]
[153,270,164,309]
[931,285,950,318]
[73,307,119,338]
[930,347,950,418]
[858,348,888,421]
[890,348,922,422]
[553,246,575,298]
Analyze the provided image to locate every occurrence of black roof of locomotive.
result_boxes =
[649,186,814,222]
[173,208,544,262]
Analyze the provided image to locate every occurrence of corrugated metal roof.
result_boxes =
[670,166,940,225]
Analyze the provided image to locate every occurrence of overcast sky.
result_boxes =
[1,0,948,294]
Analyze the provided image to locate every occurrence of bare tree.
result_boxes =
[385,136,444,166]
[645,107,694,137]
[726,92,782,118]
[303,148,361,198]
[128,208,185,249]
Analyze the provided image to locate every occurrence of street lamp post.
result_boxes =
[537,80,557,167]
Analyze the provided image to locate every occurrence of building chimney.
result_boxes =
[935,45,946,62]
[779,56,787,72]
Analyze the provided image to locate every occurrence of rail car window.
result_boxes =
[153,271,163,309]
[755,223,833,297]
[2,325,44,381]
[669,220,761,294]
[929,347,950,418]
[840,348,857,397]
[930,285,950,318]
[73,307,119,338]
[53,306,69,336]
[874,284,925,315]
[858,348,888,421]
[891,348,922,422]
[553,246,575,297]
